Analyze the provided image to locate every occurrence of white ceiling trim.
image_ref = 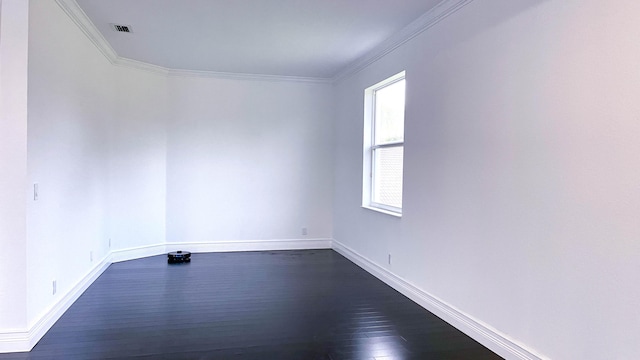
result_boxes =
[112,57,169,76]
[331,0,475,82]
[55,0,118,63]
[166,68,333,83]
[55,0,473,84]
[115,57,332,84]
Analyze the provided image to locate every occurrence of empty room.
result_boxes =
[1,0,638,359]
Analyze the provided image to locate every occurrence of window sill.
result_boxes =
[362,205,402,218]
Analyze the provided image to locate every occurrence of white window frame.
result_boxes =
[362,71,405,217]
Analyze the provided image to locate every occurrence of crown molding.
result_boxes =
[113,57,170,76]
[167,68,332,84]
[112,57,332,83]
[110,57,332,84]
[55,0,118,63]
[331,0,475,82]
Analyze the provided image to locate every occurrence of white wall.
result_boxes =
[108,67,168,252]
[166,76,333,244]
[0,0,28,332]
[15,0,640,358]
[332,0,640,359]
[25,0,173,326]
[26,0,114,325]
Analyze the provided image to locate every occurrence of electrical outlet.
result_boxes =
[388,254,391,265]
[108,238,111,248]
[33,183,39,201]
[90,251,93,262]
[52,280,57,295]
[302,227,308,236]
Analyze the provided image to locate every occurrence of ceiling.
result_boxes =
[75,0,443,79]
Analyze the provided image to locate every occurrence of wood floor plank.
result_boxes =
[0,250,502,359]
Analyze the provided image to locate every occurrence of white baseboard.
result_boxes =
[0,255,111,353]
[110,244,167,263]
[109,239,332,263]
[331,240,546,360]
[166,238,332,253]
[0,330,29,354]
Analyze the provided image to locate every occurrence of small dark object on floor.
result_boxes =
[168,250,191,263]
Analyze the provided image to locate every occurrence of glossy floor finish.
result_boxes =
[1,250,502,359]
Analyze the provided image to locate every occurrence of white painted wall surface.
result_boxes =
[166,77,333,244]
[0,0,28,332]
[11,0,640,357]
[26,0,114,326]
[108,67,167,252]
[333,0,640,359]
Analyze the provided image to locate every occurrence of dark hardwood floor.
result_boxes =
[0,250,502,359]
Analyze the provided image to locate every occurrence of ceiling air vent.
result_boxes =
[111,24,133,33]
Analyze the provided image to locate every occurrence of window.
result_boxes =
[363,71,405,216]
